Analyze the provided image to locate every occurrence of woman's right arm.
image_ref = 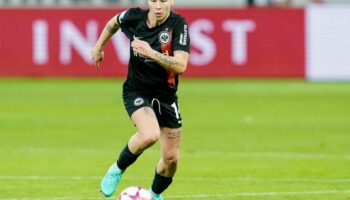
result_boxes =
[91,15,120,70]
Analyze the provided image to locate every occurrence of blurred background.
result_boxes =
[1,0,350,200]
[1,0,350,79]
[0,0,349,7]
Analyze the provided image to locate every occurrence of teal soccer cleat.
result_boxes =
[150,190,164,200]
[100,163,123,197]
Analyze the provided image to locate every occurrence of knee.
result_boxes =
[163,153,179,167]
[143,135,158,146]
[139,130,160,146]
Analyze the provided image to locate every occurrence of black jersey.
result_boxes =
[117,7,190,99]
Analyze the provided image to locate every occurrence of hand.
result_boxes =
[91,46,104,70]
[131,38,153,58]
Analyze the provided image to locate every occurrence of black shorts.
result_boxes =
[122,91,182,128]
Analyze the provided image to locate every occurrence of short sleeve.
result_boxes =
[117,10,128,25]
[172,18,190,53]
[117,7,145,39]
[117,7,143,26]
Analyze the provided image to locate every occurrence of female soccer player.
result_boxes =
[91,0,190,199]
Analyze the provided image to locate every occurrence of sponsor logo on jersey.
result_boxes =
[159,31,171,44]
[134,97,144,106]
[179,25,188,45]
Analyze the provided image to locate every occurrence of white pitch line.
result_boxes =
[0,190,350,200]
[186,151,350,160]
[0,176,101,180]
[186,177,350,183]
[167,190,350,199]
[6,148,350,160]
[1,176,350,183]
[0,198,108,200]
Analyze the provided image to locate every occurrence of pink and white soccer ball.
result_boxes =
[118,186,154,200]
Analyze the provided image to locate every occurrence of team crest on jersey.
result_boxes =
[134,97,144,106]
[158,31,171,44]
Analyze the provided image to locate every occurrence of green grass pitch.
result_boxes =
[0,78,349,200]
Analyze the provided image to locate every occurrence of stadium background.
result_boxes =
[1,0,350,199]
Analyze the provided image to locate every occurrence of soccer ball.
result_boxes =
[118,186,154,200]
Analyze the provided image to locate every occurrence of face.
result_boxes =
[148,0,174,22]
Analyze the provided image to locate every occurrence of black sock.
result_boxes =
[151,172,173,194]
[116,144,141,170]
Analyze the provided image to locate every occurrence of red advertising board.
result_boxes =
[0,8,305,77]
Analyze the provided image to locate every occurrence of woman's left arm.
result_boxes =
[131,38,189,74]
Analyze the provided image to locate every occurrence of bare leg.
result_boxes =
[128,107,160,154]
[157,127,182,177]
[100,107,160,197]
[150,127,181,195]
